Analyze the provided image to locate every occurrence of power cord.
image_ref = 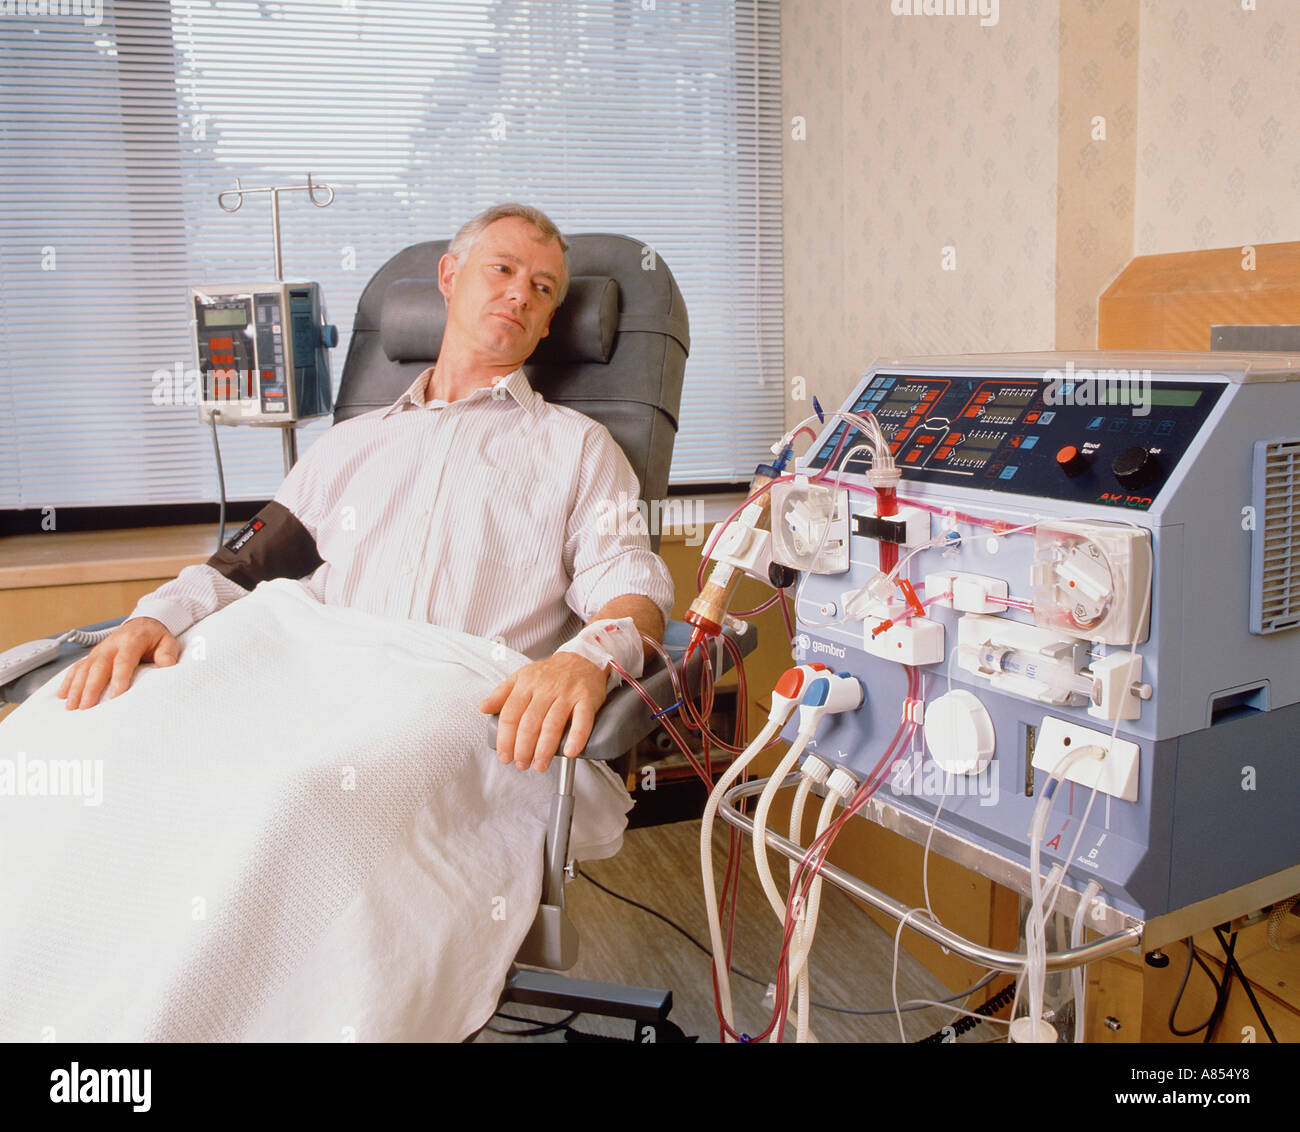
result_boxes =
[915,981,1017,1044]
[1168,937,1222,1038]
[209,410,228,553]
[1212,924,1277,1043]
[577,865,998,1018]
[485,1010,581,1038]
[1201,929,1238,1043]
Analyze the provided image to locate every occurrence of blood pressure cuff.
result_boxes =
[207,501,324,591]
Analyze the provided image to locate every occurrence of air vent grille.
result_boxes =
[1251,439,1300,634]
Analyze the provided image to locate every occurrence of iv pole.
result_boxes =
[215,173,335,472]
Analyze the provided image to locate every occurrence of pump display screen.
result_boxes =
[203,307,249,327]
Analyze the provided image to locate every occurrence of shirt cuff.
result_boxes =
[125,597,198,639]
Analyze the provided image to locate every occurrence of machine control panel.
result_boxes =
[808,372,1225,510]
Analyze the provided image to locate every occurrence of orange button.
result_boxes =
[935,447,952,459]
[905,415,921,428]
[905,450,921,463]
[895,428,911,443]
[1024,412,1040,423]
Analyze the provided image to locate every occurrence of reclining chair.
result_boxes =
[1,232,755,1042]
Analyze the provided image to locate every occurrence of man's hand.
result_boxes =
[56,617,181,711]
[479,652,608,773]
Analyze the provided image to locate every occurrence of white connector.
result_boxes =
[704,514,774,584]
[768,663,833,724]
[924,571,1010,614]
[826,766,859,800]
[796,672,864,732]
[1087,652,1149,723]
[1031,717,1139,802]
[862,617,945,666]
[800,754,832,783]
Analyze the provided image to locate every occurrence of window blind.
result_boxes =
[0,0,784,509]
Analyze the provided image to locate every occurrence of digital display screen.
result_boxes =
[1097,388,1202,408]
[988,388,1035,406]
[879,389,924,412]
[946,432,1003,467]
[203,307,248,327]
[955,433,1002,451]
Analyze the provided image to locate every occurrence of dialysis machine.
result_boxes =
[773,351,1300,947]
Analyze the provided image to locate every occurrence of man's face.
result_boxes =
[438,217,565,367]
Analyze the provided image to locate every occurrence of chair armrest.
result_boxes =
[485,620,758,762]
[0,618,125,705]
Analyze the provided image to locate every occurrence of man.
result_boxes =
[57,203,673,774]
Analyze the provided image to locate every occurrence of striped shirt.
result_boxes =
[129,366,675,659]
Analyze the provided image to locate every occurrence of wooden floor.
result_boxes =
[475,818,1007,1044]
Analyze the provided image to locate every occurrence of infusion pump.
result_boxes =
[192,281,338,426]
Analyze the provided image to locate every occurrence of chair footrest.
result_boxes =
[504,968,672,1023]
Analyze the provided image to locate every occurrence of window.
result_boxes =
[0,0,783,510]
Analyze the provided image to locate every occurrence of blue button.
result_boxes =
[1037,411,1056,425]
[818,446,835,459]
[1155,420,1174,436]
[1131,418,1150,434]
[999,466,1019,479]
[1019,435,1039,450]
[1107,418,1127,432]
[1086,416,1104,430]
[880,378,895,388]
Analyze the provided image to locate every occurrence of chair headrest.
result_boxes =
[380,275,621,365]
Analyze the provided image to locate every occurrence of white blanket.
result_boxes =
[0,579,632,1042]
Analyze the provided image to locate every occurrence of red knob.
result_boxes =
[1056,445,1089,476]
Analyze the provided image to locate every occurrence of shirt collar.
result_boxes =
[382,365,541,419]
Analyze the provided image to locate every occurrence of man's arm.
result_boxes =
[479,419,673,771]
[478,594,665,773]
[58,445,330,710]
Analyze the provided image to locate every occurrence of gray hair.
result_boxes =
[448,203,570,305]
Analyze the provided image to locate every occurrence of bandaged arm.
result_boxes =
[556,597,664,692]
